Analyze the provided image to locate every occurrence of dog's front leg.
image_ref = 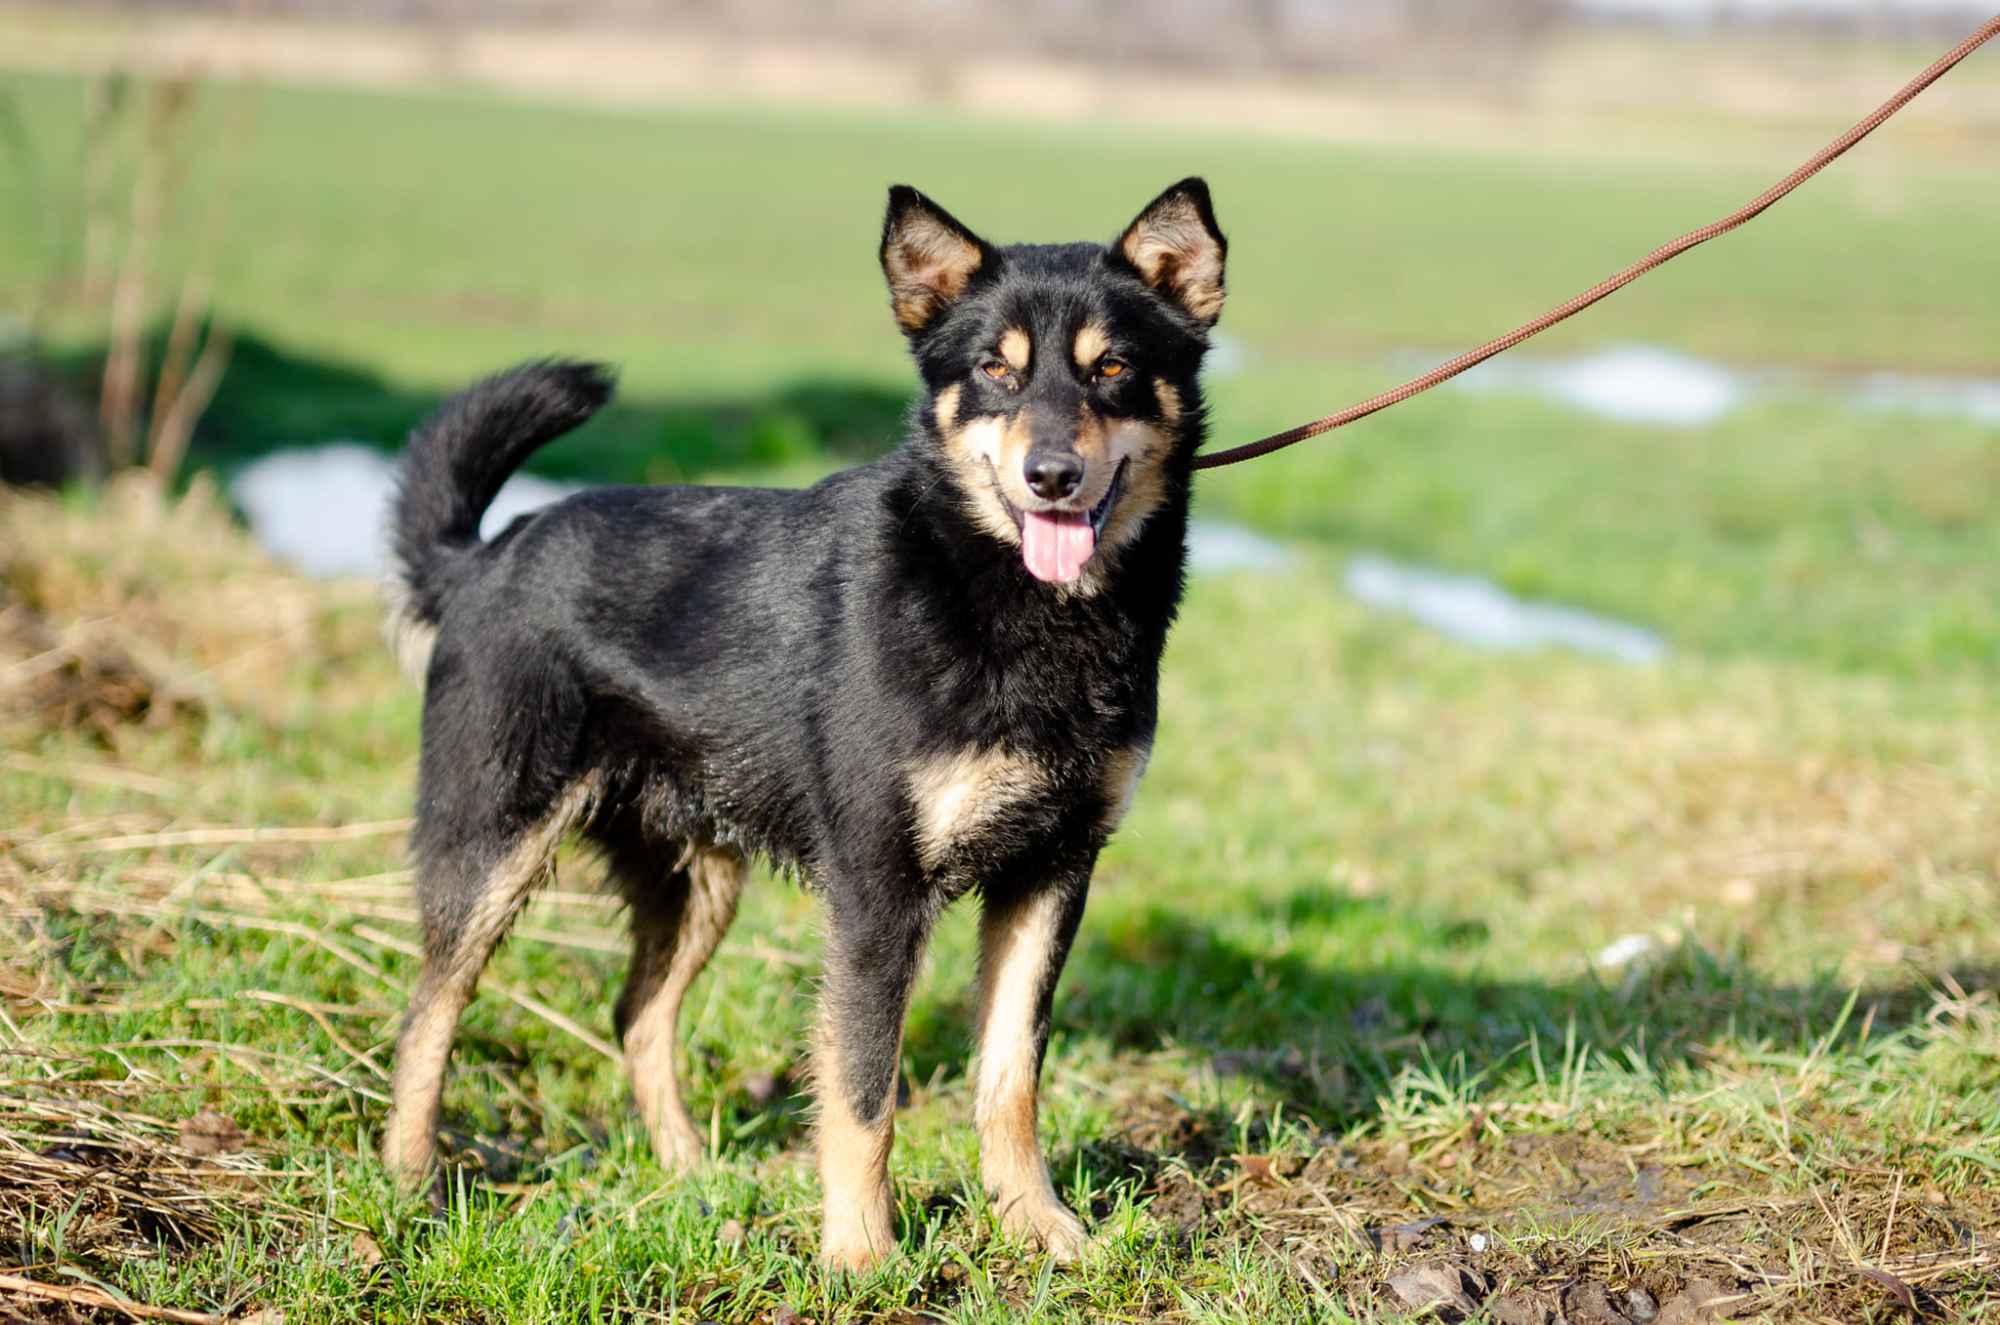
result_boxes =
[973,871,1092,1260]
[815,901,932,1271]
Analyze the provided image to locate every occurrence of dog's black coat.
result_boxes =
[391,180,1222,1160]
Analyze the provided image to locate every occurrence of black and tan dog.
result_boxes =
[380,179,1227,1269]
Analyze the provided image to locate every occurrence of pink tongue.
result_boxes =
[1021,510,1096,583]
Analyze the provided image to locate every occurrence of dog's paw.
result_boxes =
[1001,1199,1092,1263]
[818,1232,893,1274]
[650,1117,706,1175]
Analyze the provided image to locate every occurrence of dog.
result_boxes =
[380,178,1227,1270]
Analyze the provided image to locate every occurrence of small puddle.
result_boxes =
[1203,331,1251,381]
[1428,341,2000,429]
[1344,552,1667,663]
[1851,371,2000,426]
[1449,344,1744,427]
[1185,520,1290,574]
[231,444,582,578]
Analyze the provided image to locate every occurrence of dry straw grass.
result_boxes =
[1,481,381,1318]
[0,475,376,741]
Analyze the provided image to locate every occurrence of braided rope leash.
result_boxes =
[1193,15,2000,471]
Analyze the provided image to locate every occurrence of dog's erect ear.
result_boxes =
[1116,178,1227,326]
[880,186,991,336]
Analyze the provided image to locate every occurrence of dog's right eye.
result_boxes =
[980,360,1012,382]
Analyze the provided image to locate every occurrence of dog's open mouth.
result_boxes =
[998,458,1125,585]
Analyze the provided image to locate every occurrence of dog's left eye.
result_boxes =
[1096,358,1129,381]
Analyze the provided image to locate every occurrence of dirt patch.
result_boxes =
[1082,1097,1999,1323]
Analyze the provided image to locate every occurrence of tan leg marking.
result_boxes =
[1072,322,1111,371]
[975,889,1089,1260]
[1098,744,1152,835]
[999,327,1032,373]
[382,976,471,1182]
[622,844,746,1173]
[383,777,601,1183]
[815,1010,898,1271]
[906,747,1049,870]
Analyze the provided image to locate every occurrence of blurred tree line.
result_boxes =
[61,1,1996,82]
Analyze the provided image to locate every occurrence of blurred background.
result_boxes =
[2,3,1997,1321]
[3,0,1997,670]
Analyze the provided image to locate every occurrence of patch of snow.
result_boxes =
[1451,343,1745,427]
[481,472,588,532]
[1851,372,2000,427]
[230,444,582,579]
[1203,332,1250,380]
[1428,341,2000,431]
[1185,520,1291,574]
[1595,933,1656,969]
[1344,552,1667,663]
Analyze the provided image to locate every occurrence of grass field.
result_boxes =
[2,59,1998,1324]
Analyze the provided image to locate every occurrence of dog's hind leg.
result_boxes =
[382,779,599,1185]
[612,841,746,1173]
[973,873,1091,1260]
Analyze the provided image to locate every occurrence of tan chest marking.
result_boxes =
[908,747,1049,869]
[1098,744,1151,834]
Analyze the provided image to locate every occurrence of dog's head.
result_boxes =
[880,179,1225,588]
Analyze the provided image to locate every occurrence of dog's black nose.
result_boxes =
[1024,451,1083,501]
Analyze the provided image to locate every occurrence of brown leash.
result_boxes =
[1193,16,2000,471]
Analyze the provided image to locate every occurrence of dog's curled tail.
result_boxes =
[384,359,614,682]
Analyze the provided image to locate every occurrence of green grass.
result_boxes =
[3,478,1995,1322]
[1,61,1997,1323]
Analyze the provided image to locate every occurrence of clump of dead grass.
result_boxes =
[0,474,377,745]
[0,1078,277,1262]
[0,591,178,739]
[0,1064,301,1323]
